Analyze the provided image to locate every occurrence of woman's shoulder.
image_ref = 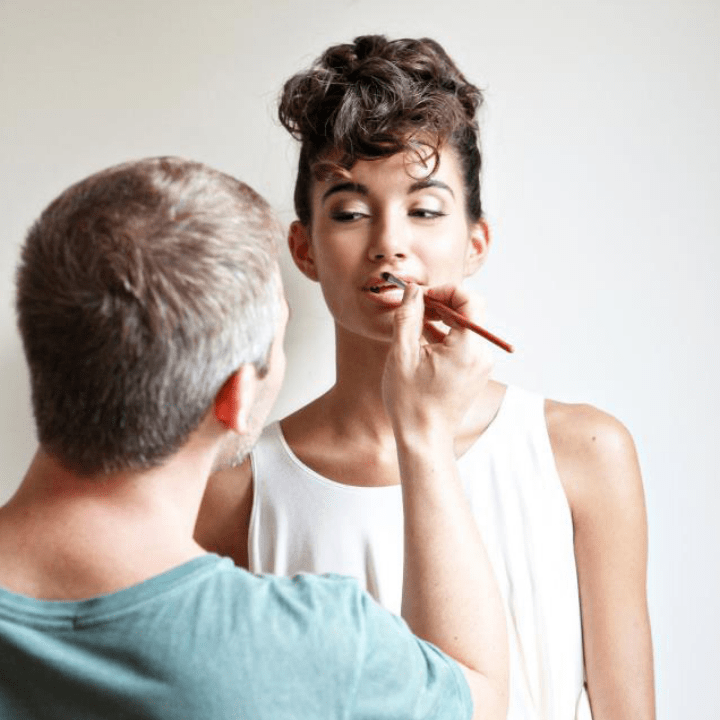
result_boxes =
[279,395,335,449]
[544,398,643,520]
[544,399,636,465]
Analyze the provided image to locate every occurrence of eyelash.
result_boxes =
[409,209,446,219]
[330,211,366,222]
[330,209,446,222]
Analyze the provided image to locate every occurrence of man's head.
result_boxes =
[16,157,283,476]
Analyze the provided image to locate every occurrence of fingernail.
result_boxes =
[405,283,419,300]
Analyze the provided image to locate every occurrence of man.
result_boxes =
[0,157,507,719]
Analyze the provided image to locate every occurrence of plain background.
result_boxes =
[1,1,718,716]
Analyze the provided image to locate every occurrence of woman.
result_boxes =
[196,35,654,719]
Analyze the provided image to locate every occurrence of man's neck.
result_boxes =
[0,447,213,600]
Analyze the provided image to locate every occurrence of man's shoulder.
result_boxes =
[245,570,366,609]
[216,565,366,617]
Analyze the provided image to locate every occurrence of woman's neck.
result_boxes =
[285,322,504,454]
[278,325,402,486]
[326,325,395,440]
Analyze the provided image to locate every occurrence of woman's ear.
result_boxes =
[288,221,319,281]
[214,366,258,434]
[463,218,491,277]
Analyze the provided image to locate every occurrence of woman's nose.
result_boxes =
[367,214,408,260]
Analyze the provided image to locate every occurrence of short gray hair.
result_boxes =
[16,157,281,475]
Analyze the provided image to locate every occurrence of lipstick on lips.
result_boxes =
[380,272,515,354]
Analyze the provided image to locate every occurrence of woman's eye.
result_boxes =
[330,210,366,222]
[410,208,446,219]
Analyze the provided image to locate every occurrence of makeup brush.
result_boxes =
[381,272,515,354]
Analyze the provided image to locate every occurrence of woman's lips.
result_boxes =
[362,284,404,307]
[360,274,420,307]
[362,274,418,292]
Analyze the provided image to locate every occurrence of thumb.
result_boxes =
[392,283,424,355]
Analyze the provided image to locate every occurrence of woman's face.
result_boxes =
[290,145,488,342]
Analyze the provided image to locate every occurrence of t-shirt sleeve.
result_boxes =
[247,571,473,719]
[348,586,473,720]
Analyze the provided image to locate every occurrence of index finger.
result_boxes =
[392,282,425,357]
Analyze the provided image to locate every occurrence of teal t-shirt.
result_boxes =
[0,555,472,719]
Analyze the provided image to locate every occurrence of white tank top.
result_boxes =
[249,385,592,719]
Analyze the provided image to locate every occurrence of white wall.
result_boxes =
[1,1,717,716]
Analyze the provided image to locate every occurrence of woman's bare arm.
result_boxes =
[549,402,655,720]
[194,458,253,568]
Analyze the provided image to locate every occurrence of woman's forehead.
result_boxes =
[312,145,463,196]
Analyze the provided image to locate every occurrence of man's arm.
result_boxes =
[550,402,655,719]
[383,284,509,720]
[194,459,253,568]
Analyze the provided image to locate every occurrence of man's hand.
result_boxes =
[381,283,493,447]
[383,282,509,719]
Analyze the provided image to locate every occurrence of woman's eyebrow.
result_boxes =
[321,182,369,203]
[408,178,455,197]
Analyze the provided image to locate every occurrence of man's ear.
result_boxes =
[288,221,319,281]
[214,365,258,434]
[463,218,492,277]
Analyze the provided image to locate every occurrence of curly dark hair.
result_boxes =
[278,34,485,225]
